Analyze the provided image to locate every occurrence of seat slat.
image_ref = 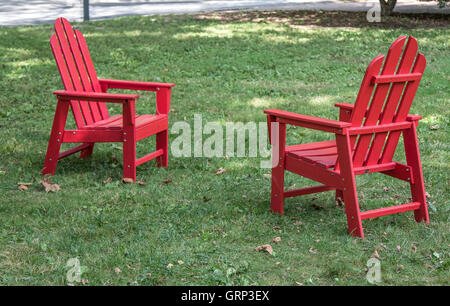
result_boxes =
[82,114,167,130]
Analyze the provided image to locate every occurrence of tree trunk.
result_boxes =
[379,0,397,16]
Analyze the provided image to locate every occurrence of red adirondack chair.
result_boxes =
[42,17,174,181]
[265,36,429,238]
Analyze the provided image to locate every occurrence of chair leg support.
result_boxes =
[42,101,69,175]
[403,126,429,223]
[156,130,168,167]
[80,143,94,159]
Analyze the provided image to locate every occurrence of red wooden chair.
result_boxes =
[42,17,174,181]
[265,36,429,238]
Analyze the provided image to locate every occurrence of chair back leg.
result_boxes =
[156,130,168,167]
[80,143,95,159]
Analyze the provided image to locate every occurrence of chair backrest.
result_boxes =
[348,35,426,168]
[50,17,109,128]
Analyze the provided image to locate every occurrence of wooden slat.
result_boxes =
[381,53,426,163]
[352,36,406,167]
[75,30,109,119]
[50,35,85,128]
[365,36,419,166]
[371,73,422,84]
[360,202,421,220]
[61,18,102,123]
[54,18,94,125]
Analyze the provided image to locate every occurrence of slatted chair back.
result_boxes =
[347,36,426,168]
[50,17,109,128]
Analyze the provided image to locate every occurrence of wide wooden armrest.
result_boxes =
[99,79,175,92]
[334,103,422,122]
[264,109,351,134]
[53,90,139,103]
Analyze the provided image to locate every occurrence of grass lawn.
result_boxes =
[0,10,448,286]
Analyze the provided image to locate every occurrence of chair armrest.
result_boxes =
[53,90,139,103]
[99,79,175,92]
[264,109,351,134]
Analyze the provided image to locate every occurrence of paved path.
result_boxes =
[1,0,448,26]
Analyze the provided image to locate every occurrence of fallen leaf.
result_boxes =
[412,245,417,253]
[425,192,431,198]
[263,174,271,179]
[275,262,281,265]
[203,196,211,202]
[103,177,112,184]
[18,184,28,191]
[308,248,317,254]
[242,194,247,198]
[335,197,344,207]
[178,260,184,265]
[40,178,60,193]
[121,178,134,184]
[371,250,380,259]
[215,167,226,175]
[272,237,281,244]
[429,125,439,130]
[81,279,89,285]
[162,178,172,184]
[293,221,302,226]
[383,186,390,192]
[255,244,273,255]
[137,180,146,186]
[396,245,401,252]
[396,265,404,271]
[167,263,174,269]
[114,267,121,274]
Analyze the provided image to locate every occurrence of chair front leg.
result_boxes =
[122,101,137,181]
[270,121,286,214]
[156,130,168,167]
[335,134,364,238]
[42,101,69,175]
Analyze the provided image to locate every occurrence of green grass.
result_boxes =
[0,11,449,286]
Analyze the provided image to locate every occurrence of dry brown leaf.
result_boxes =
[412,245,417,253]
[137,180,146,186]
[272,226,281,230]
[40,178,60,193]
[121,178,134,184]
[383,186,390,192]
[272,237,281,244]
[114,267,121,274]
[81,279,89,285]
[293,221,302,226]
[396,245,401,252]
[425,192,431,198]
[18,184,29,191]
[371,250,380,259]
[308,247,317,254]
[215,167,226,175]
[295,281,303,286]
[162,178,172,184]
[335,197,344,207]
[255,244,273,255]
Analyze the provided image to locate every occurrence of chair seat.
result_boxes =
[82,114,168,130]
[286,140,337,168]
